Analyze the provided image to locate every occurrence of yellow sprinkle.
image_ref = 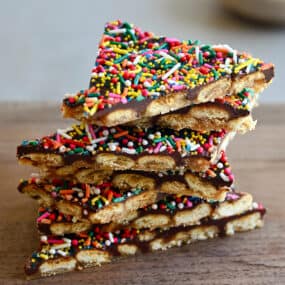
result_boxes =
[234,58,255,73]
[91,196,101,205]
[39,254,49,260]
[83,105,91,114]
[90,103,98,116]
[113,47,128,54]
[73,125,83,135]
[116,82,121,94]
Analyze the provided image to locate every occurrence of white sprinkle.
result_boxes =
[159,85,166,91]
[142,139,148,146]
[94,187,101,195]
[152,204,158,210]
[128,141,134,147]
[108,142,118,151]
[158,172,163,177]
[86,145,94,152]
[83,209,88,216]
[109,233,114,243]
[63,238,71,244]
[102,130,109,136]
[133,55,141,65]
[57,129,72,140]
[232,50,238,64]
[148,134,155,140]
[122,147,136,154]
[105,240,111,246]
[92,137,107,144]
[161,62,181,80]
[217,162,223,169]
[155,131,161,137]
[40,235,47,242]
[178,203,184,209]
[246,63,252,74]
[171,201,176,206]
[110,128,116,134]
[78,192,84,198]
[160,145,167,152]
[219,172,230,182]
[57,250,67,257]
[144,81,152,88]
[108,28,127,34]
[49,248,56,255]
[252,202,258,209]
[125,80,131,87]
[72,216,78,223]
[158,51,176,61]
[59,145,66,152]
[127,192,132,197]
[195,46,200,62]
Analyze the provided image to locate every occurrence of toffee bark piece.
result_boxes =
[17,124,234,172]
[36,192,253,235]
[18,155,234,220]
[62,20,274,127]
[25,205,265,279]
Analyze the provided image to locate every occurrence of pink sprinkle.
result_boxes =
[197,147,203,154]
[172,85,185,91]
[165,37,179,43]
[88,124,96,139]
[48,239,64,244]
[109,93,121,98]
[204,63,213,69]
[224,168,231,175]
[229,174,234,181]
[121,97,128,104]
[56,133,61,143]
[186,201,193,208]
[72,239,78,246]
[154,142,162,154]
[227,193,239,200]
[37,212,50,223]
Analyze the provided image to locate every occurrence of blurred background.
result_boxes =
[1,0,283,103]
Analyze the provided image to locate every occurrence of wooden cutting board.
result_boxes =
[0,103,284,284]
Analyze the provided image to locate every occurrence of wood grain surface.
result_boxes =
[0,103,284,285]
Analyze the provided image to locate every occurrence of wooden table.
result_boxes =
[0,103,284,284]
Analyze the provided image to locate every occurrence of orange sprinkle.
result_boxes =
[85,184,90,199]
[107,191,113,202]
[113,130,129,138]
[59,189,75,195]
[176,140,181,152]
[85,237,91,247]
[122,87,129,97]
[78,232,88,238]
[213,47,229,54]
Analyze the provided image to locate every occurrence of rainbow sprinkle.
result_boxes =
[63,20,269,118]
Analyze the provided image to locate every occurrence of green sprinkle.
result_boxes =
[74,147,84,153]
[113,197,125,203]
[157,43,168,50]
[110,41,128,49]
[136,95,145,101]
[119,74,126,85]
[188,47,195,54]
[114,54,129,64]
[134,72,141,85]
[199,52,203,64]
[212,69,219,80]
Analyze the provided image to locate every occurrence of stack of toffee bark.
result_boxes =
[17,20,274,279]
